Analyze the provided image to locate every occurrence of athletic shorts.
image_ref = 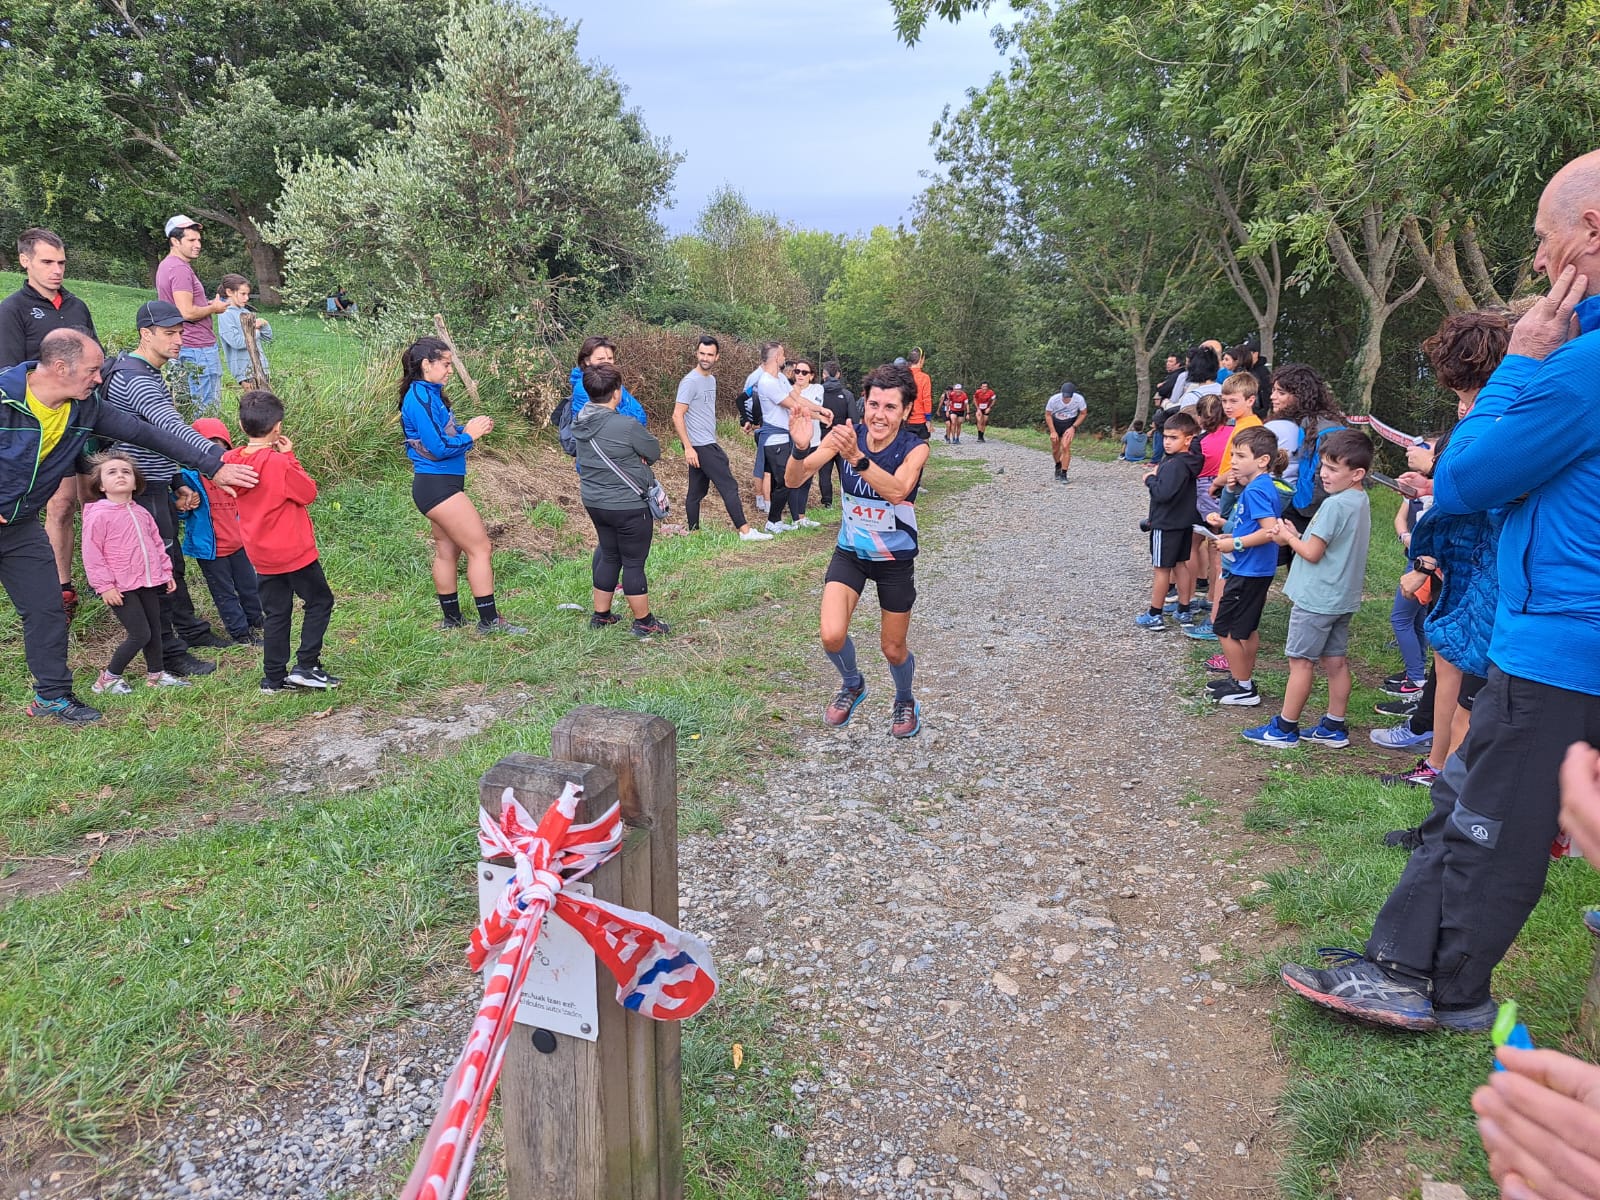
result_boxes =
[975,405,992,414]
[824,547,917,613]
[909,423,931,442]
[1460,671,1488,712]
[1050,415,1074,436]
[1285,607,1353,660]
[413,473,465,515]
[1197,477,1221,519]
[1212,574,1272,640]
[1150,527,1193,570]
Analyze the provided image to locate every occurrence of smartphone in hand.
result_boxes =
[1369,471,1419,499]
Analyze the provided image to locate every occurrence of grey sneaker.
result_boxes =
[475,616,528,636]
[93,671,133,695]
[1279,948,1437,1030]
[146,672,193,688]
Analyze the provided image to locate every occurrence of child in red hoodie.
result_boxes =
[183,417,264,646]
[223,390,339,693]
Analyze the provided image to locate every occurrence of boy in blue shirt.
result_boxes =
[1244,429,1374,747]
[1120,420,1148,462]
[1204,426,1283,706]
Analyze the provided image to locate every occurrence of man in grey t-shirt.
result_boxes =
[672,336,771,542]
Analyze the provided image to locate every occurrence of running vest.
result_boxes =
[837,426,922,562]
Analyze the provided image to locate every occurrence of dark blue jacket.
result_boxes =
[0,361,224,526]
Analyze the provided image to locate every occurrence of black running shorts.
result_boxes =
[1212,573,1273,640]
[412,473,466,515]
[824,547,917,613]
[1149,527,1193,570]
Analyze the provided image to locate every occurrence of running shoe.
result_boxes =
[793,516,821,529]
[1183,620,1218,640]
[1213,680,1261,707]
[1369,723,1432,750]
[27,692,102,723]
[147,672,193,688]
[186,629,235,650]
[739,527,774,542]
[1279,948,1437,1031]
[890,697,922,739]
[1162,598,1179,614]
[1175,607,1196,626]
[286,664,341,689]
[437,618,465,631]
[589,611,620,629]
[1302,717,1351,748]
[165,652,216,677]
[93,671,133,695]
[233,630,266,646]
[1382,675,1425,698]
[1435,999,1500,1032]
[1205,652,1230,672]
[1380,759,1440,788]
[1242,716,1299,747]
[1374,697,1419,718]
[823,682,867,727]
[764,520,795,534]
[1206,676,1234,694]
[1383,827,1424,851]
[476,616,528,635]
[1133,612,1168,632]
[631,615,672,639]
[260,678,292,694]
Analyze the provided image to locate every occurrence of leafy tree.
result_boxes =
[822,227,916,375]
[0,0,450,300]
[270,0,677,348]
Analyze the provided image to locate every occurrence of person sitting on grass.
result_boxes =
[1241,428,1374,748]
[1120,419,1147,462]
[1202,427,1283,709]
[1135,410,1201,631]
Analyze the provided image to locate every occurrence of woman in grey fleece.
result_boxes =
[572,362,670,637]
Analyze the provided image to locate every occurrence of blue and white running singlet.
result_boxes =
[836,426,922,562]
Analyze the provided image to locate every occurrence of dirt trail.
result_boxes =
[681,438,1294,1198]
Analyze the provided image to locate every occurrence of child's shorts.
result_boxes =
[1197,477,1221,519]
[1212,574,1272,640]
[1285,607,1353,660]
[1150,527,1193,570]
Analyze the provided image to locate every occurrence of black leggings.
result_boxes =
[686,443,747,531]
[108,585,165,676]
[587,505,653,596]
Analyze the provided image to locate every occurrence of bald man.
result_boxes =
[1280,149,1600,1034]
[0,329,258,722]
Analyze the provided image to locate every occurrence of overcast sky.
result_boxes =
[536,0,1012,235]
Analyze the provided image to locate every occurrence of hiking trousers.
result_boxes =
[1366,667,1600,1007]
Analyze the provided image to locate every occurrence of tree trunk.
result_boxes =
[245,235,285,307]
[1258,284,1280,367]
[1345,297,1388,416]
[1128,315,1153,424]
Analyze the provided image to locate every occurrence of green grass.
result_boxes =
[1178,484,1600,1196]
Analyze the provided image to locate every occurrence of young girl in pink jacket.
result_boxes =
[81,453,190,694]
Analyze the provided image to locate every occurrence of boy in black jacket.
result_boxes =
[1137,410,1202,631]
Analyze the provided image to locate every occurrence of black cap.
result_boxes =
[136,300,185,329]
[1060,381,1076,395]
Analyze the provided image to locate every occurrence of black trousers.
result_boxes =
[685,443,747,531]
[0,517,73,699]
[258,559,335,685]
[107,586,165,676]
[587,505,653,596]
[136,488,215,658]
[762,441,793,523]
[816,455,844,506]
[1366,667,1600,1007]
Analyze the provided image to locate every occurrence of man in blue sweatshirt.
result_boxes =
[1279,151,1600,1033]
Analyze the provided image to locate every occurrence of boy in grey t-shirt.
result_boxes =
[1242,429,1375,749]
[671,336,772,542]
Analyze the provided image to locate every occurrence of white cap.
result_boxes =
[164,214,202,237]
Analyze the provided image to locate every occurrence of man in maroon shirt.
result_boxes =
[155,216,229,412]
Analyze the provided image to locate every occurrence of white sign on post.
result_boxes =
[476,863,601,1042]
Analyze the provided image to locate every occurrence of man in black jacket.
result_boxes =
[0,228,101,618]
[0,330,259,722]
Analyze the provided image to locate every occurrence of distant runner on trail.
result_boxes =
[1044,381,1087,482]
[784,362,930,739]
[972,381,995,442]
[943,383,968,444]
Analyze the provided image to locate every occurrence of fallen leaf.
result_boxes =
[731,1043,744,1070]
[84,831,109,846]
[55,801,70,814]
[160,901,181,911]
[97,785,114,799]
[86,852,101,869]
[313,708,334,719]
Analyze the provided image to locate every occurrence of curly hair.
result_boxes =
[1271,363,1342,424]
[1422,310,1512,393]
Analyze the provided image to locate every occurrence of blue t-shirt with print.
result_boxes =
[1224,473,1282,577]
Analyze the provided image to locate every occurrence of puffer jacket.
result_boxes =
[1410,503,1505,677]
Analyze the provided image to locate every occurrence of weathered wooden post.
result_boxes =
[239,312,269,385]
[477,705,683,1200]
[1580,910,1600,1053]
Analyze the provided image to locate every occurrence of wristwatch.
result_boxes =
[854,454,870,471]
[1232,537,1244,552]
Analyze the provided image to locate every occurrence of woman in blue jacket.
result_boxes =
[570,336,648,425]
[399,337,523,634]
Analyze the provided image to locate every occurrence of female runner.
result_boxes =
[784,363,930,739]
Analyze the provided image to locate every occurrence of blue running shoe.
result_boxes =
[1162,599,1179,614]
[1134,612,1169,631]
[1183,620,1218,640]
[1175,607,1196,625]
[1243,716,1299,747]
[1280,948,1437,1031]
[1369,723,1432,750]
[1303,718,1351,748]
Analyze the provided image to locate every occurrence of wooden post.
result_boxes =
[479,704,683,1200]
[432,312,482,406]
[1581,912,1600,1052]
[239,313,269,385]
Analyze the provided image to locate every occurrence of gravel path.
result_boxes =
[24,436,1290,1200]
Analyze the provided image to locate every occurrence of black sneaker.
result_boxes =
[632,615,671,639]
[1212,680,1261,706]
[436,617,465,631]
[186,629,235,650]
[286,664,341,689]
[1373,697,1419,718]
[27,692,102,724]
[475,616,528,636]
[166,652,217,677]
[1383,826,1424,852]
[589,612,621,629]
[260,678,293,694]
[1279,948,1437,1031]
[230,631,263,648]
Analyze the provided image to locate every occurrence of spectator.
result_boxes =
[216,274,272,387]
[1273,363,1346,526]
[1120,420,1148,462]
[1278,150,1600,1035]
[671,335,770,542]
[906,348,934,441]
[179,418,264,648]
[155,216,229,412]
[0,227,100,618]
[752,340,809,534]
[817,361,855,500]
